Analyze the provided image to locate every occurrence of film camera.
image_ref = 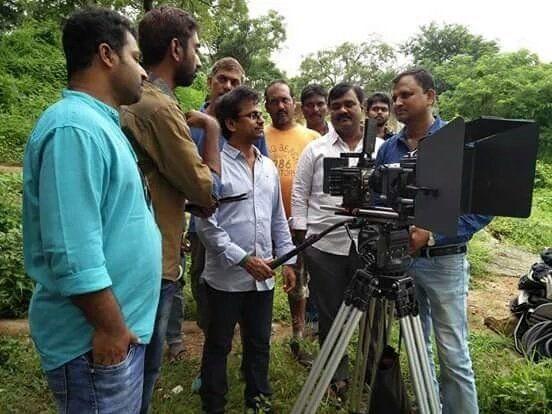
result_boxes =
[321,116,539,236]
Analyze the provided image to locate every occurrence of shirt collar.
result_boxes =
[148,76,175,99]
[327,128,363,151]
[397,116,444,144]
[62,89,120,125]
[222,141,262,161]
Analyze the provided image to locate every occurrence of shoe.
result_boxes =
[290,340,314,367]
[245,394,273,413]
[191,373,202,394]
[326,380,349,406]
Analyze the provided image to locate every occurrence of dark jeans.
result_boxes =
[166,278,185,346]
[189,232,209,331]
[141,279,178,414]
[45,344,146,414]
[200,284,274,413]
[303,245,361,383]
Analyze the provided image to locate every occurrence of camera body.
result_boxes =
[322,151,418,222]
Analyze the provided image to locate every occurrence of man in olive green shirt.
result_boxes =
[120,6,219,413]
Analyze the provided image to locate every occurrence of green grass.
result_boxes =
[3,283,552,414]
[488,188,552,253]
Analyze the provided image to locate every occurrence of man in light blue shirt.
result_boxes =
[22,8,160,413]
[196,86,296,413]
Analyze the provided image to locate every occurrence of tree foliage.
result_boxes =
[292,37,397,96]
[202,0,285,89]
[402,21,500,69]
[435,50,552,153]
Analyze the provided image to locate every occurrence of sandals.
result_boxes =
[168,343,187,363]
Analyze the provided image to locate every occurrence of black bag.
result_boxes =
[515,303,552,360]
[369,343,412,414]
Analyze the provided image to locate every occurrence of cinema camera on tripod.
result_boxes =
[270,116,539,414]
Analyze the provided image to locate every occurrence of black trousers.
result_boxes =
[188,232,209,331]
[303,245,361,383]
[200,283,274,413]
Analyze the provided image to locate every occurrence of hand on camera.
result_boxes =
[408,225,431,254]
[242,256,275,281]
[92,327,138,366]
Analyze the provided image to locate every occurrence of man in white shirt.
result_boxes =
[197,85,296,413]
[290,82,369,401]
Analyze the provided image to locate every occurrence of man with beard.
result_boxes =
[376,68,492,414]
[23,8,160,412]
[291,83,366,402]
[300,84,332,136]
[264,80,319,366]
[197,86,296,413]
[366,92,394,142]
[120,6,219,413]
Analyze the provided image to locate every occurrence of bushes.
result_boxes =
[0,20,65,165]
[0,172,32,318]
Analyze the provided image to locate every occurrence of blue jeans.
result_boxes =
[410,253,478,414]
[141,279,178,414]
[45,344,145,413]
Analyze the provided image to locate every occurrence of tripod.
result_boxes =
[289,223,441,414]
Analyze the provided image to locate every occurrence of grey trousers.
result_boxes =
[303,245,361,383]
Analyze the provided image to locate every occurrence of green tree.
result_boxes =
[291,38,397,97]
[203,0,285,89]
[402,22,499,70]
[434,50,552,154]
[0,0,25,32]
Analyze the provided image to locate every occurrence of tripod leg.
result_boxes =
[304,308,364,414]
[363,299,394,414]
[400,317,431,414]
[349,296,378,412]
[410,315,441,413]
[292,303,356,413]
[349,312,368,412]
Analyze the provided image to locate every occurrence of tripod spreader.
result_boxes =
[269,218,363,269]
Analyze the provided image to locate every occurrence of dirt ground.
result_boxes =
[0,164,22,173]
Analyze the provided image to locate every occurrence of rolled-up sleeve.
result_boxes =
[38,127,112,296]
[196,211,248,268]
[290,144,313,230]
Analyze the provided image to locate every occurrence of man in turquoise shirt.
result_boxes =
[22,8,160,413]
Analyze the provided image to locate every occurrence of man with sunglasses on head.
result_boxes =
[264,80,319,367]
[120,6,219,413]
[197,86,296,414]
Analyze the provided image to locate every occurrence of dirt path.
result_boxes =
[0,164,22,173]
[469,239,537,329]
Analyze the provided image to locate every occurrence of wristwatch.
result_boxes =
[427,231,436,247]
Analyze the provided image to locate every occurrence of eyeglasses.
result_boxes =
[238,111,264,121]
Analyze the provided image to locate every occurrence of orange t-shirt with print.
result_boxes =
[264,124,319,218]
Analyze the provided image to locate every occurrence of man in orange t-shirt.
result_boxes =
[264,80,319,366]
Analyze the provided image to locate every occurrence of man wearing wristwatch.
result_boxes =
[376,68,492,414]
